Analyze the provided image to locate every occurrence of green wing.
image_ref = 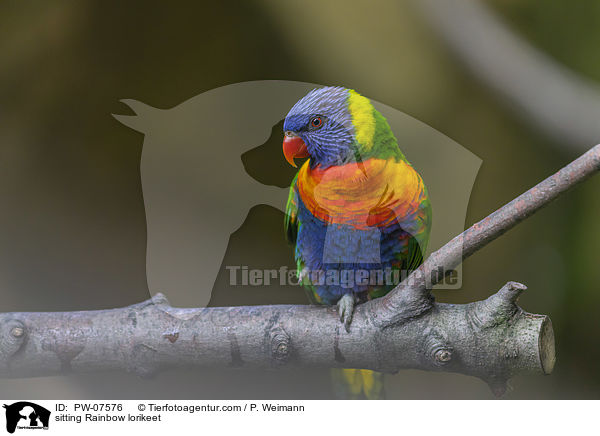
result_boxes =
[284,173,323,303]
[405,194,432,273]
[367,189,432,300]
[284,172,300,245]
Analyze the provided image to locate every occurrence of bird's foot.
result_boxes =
[337,293,356,333]
[297,268,308,284]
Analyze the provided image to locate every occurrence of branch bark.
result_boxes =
[1,145,599,395]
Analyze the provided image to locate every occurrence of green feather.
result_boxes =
[284,172,299,245]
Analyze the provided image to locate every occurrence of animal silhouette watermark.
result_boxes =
[113,81,481,312]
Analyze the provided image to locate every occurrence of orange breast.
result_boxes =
[297,158,425,230]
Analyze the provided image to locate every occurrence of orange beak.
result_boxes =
[283,134,309,168]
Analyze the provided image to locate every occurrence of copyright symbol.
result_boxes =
[138,404,146,411]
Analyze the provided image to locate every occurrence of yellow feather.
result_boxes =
[348,90,376,151]
[361,369,375,393]
[341,369,363,395]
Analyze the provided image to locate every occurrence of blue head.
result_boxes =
[283,86,357,168]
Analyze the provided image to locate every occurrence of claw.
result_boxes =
[337,294,356,332]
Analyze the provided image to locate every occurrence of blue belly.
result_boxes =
[295,195,410,305]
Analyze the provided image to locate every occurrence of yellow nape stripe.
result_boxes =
[348,89,375,151]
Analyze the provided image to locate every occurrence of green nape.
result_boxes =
[358,108,407,163]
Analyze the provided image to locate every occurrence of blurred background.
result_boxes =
[0,0,599,399]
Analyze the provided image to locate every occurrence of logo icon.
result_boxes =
[3,402,50,434]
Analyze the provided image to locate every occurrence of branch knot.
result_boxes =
[0,319,26,363]
[270,326,291,366]
[469,282,526,330]
[422,328,453,368]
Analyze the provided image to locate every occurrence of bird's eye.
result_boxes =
[310,116,323,129]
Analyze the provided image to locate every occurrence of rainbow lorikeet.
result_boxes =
[282,87,432,399]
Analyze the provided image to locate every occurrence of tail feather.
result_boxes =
[331,369,385,399]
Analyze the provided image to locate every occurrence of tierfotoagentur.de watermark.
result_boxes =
[226,265,459,289]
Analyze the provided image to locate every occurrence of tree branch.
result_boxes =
[370,143,600,326]
[1,145,599,395]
